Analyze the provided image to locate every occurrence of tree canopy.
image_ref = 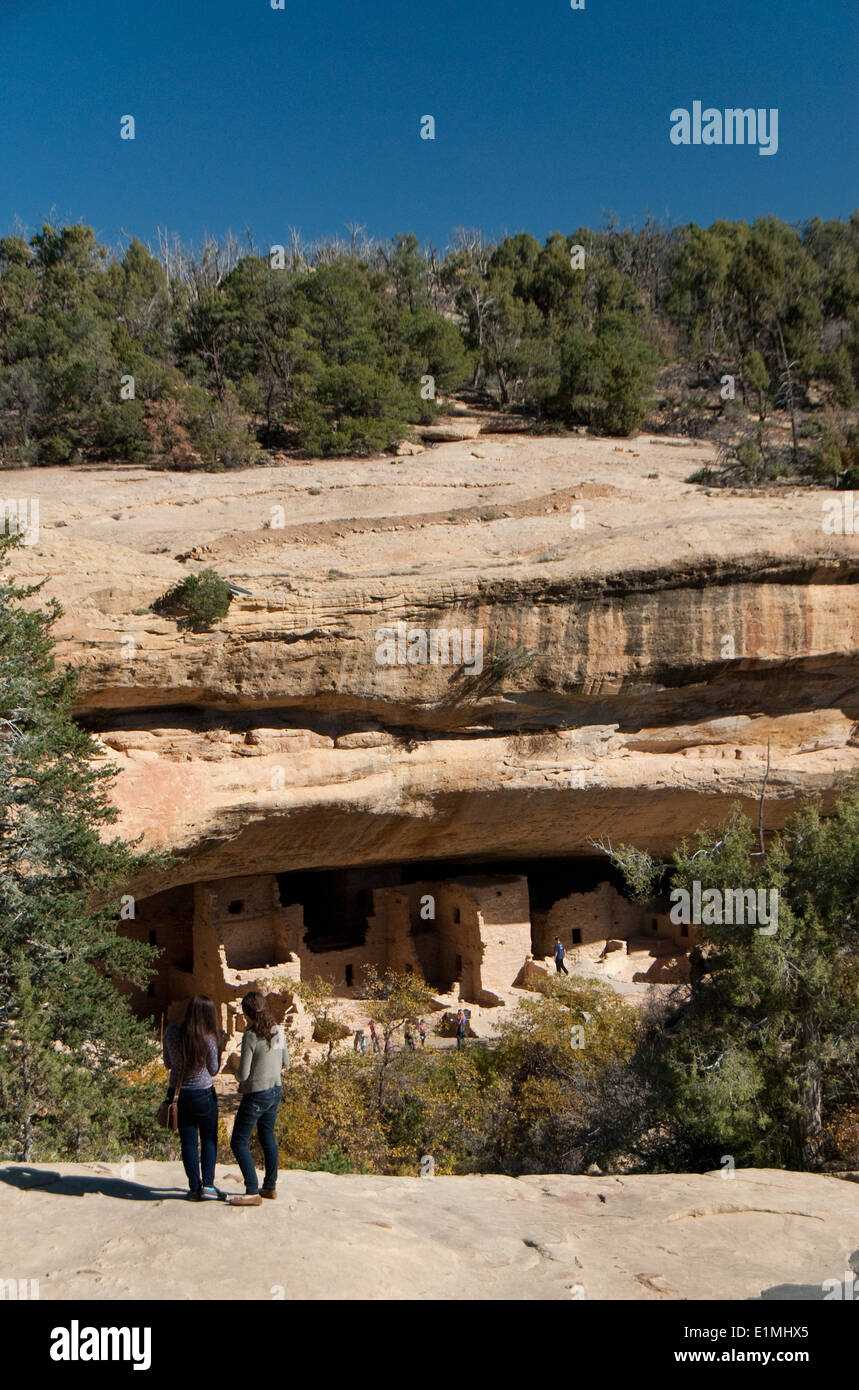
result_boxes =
[1,214,854,466]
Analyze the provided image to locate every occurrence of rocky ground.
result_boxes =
[1,1161,855,1301]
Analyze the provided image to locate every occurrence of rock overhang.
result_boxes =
[4,439,859,893]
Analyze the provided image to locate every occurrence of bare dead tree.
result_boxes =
[758,739,772,857]
[286,226,308,271]
[345,222,365,256]
[775,320,800,468]
[448,227,493,277]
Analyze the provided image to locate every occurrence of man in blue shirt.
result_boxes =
[554,938,569,975]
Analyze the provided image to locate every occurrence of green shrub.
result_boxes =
[301,1146,360,1174]
[807,418,859,486]
[557,312,657,436]
[152,568,233,630]
[36,433,75,466]
[820,346,855,408]
[93,400,150,462]
[183,385,259,470]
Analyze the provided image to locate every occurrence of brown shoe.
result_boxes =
[227,1194,262,1206]
[260,1188,277,1200]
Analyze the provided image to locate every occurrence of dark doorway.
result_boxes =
[277,865,402,952]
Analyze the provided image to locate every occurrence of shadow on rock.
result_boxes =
[760,1252,859,1301]
[0,1165,186,1200]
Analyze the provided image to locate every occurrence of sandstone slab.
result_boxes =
[0,1162,854,1302]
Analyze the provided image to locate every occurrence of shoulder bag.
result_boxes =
[157,1065,184,1132]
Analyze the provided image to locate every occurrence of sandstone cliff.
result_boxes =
[6,430,858,894]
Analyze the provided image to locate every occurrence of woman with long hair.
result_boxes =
[226,991,289,1207]
[162,995,223,1200]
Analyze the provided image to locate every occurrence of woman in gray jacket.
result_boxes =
[226,992,290,1207]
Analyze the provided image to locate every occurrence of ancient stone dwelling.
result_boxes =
[122,865,693,1039]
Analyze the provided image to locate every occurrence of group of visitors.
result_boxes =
[162,991,289,1205]
[355,1017,428,1053]
[403,1018,428,1050]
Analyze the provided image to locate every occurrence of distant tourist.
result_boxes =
[418,1018,427,1047]
[369,1019,381,1053]
[163,995,223,1201]
[353,1028,364,1052]
[226,992,290,1208]
[456,1010,468,1051]
[554,938,569,976]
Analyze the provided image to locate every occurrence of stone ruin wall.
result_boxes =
[458,876,533,1002]
[535,882,695,985]
[125,865,694,1040]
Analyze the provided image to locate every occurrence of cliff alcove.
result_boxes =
[6,434,858,1034]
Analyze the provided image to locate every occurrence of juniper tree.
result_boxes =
[0,533,160,1159]
[601,792,859,1169]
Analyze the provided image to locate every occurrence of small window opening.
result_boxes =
[228,900,244,915]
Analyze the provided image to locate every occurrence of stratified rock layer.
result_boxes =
[7,431,859,890]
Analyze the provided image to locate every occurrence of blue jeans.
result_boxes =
[175,1085,218,1192]
[230,1086,282,1194]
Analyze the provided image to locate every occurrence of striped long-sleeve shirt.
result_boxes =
[163,1024,221,1091]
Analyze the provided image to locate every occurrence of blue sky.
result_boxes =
[0,0,856,253]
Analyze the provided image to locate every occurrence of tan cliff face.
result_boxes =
[5,430,859,899]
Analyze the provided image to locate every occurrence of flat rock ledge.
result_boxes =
[1,1163,855,1301]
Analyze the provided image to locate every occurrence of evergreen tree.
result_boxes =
[0,954,69,1160]
[603,789,859,1169]
[557,309,658,435]
[0,533,160,1159]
